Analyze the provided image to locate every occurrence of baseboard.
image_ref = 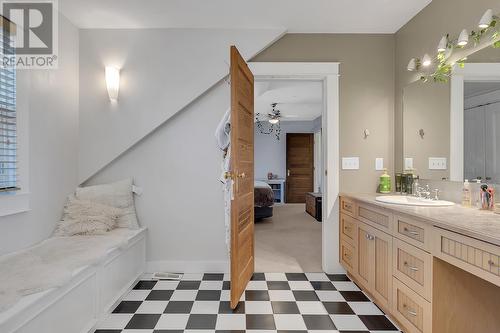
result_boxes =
[147,260,229,273]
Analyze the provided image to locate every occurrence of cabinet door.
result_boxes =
[372,227,393,309]
[357,223,374,288]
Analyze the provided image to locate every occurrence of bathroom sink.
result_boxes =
[375,195,455,207]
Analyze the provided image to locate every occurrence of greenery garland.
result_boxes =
[421,17,499,83]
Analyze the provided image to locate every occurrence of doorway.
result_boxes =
[253,79,324,272]
[248,62,340,274]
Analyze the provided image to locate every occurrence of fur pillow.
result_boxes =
[54,198,122,236]
[75,178,140,229]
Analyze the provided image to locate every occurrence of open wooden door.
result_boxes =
[229,46,255,309]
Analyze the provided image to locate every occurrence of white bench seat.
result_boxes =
[0,228,146,333]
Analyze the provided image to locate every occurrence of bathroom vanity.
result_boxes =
[339,194,500,333]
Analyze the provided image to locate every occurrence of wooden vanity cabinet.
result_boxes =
[340,195,500,333]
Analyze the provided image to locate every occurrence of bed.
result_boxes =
[254,180,274,220]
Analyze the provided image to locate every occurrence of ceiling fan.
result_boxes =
[262,103,298,124]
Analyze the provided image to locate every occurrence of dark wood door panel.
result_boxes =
[286,133,314,204]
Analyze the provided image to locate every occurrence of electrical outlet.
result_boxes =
[429,157,447,170]
[375,158,384,171]
[342,157,360,170]
[404,157,414,170]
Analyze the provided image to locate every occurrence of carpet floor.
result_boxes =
[255,204,322,273]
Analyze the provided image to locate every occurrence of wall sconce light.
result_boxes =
[457,29,469,47]
[437,35,448,52]
[478,9,493,29]
[422,54,432,67]
[407,58,420,71]
[105,66,120,101]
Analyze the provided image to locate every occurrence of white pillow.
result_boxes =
[54,198,121,236]
[75,178,140,229]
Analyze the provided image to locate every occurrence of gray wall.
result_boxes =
[395,0,500,173]
[253,34,395,193]
[254,120,320,180]
[87,81,230,272]
[0,14,79,254]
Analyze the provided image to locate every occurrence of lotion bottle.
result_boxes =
[462,179,472,208]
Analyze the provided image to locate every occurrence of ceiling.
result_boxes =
[255,80,323,122]
[464,81,500,98]
[59,0,431,33]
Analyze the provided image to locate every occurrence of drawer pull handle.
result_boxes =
[344,203,352,210]
[403,304,418,317]
[403,227,420,236]
[344,226,351,230]
[404,261,419,271]
[488,260,497,267]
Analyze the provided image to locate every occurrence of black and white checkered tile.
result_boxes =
[95,272,400,332]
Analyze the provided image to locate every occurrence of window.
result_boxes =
[0,21,16,192]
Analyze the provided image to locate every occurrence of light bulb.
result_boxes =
[422,54,432,67]
[479,9,493,29]
[105,66,120,101]
[437,35,447,52]
[269,119,279,124]
[457,29,469,47]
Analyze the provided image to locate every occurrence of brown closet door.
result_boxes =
[286,133,314,203]
[229,45,255,309]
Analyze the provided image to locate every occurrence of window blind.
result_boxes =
[0,25,16,192]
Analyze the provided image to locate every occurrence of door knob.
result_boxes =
[224,171,234,180]
[287,169,291,177]
[237,172,246,178]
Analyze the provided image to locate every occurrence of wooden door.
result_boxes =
[229,46,255,309]
[286,133,314,203]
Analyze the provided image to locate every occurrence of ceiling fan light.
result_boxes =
[478,9,493,29]
[269,118,279,124]
[437,35,448,52]
[457,29,469,47]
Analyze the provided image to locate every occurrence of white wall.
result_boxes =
[78,28,284,183]
[0,14,79,255]
[87,81,230,272]
[254,119,321,181]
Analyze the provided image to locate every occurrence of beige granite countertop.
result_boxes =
[341,193,500,246]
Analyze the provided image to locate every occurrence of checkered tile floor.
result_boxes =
[95,272,400,332]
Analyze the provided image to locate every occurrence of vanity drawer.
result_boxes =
[357,202,392,232]
[341,197,356,217]
[394,215,432,251]
[393,239,432,301]
[392,277,432,333]
[433,227,500,287]
[340,213,357,246]
[340,240,356,274]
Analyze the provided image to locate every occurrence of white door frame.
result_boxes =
[248,62,342,273]
[450,63,500,181]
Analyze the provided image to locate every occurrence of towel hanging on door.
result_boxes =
[215,108,232,254]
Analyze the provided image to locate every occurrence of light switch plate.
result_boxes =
[342,157,360,170]
[375,158,384,171]
[404,157,414,170]
[429,157,447,170]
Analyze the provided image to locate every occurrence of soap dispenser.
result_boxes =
[379,169,391,194]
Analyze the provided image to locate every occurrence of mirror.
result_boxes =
[402,46,500,184]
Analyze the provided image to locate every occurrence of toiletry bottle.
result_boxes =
[462,179,472,208]
[395,173,402,193]
[379,169,391,194]
[405,169,414,195]
[480,184,489,210]
[412,175,420,196]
